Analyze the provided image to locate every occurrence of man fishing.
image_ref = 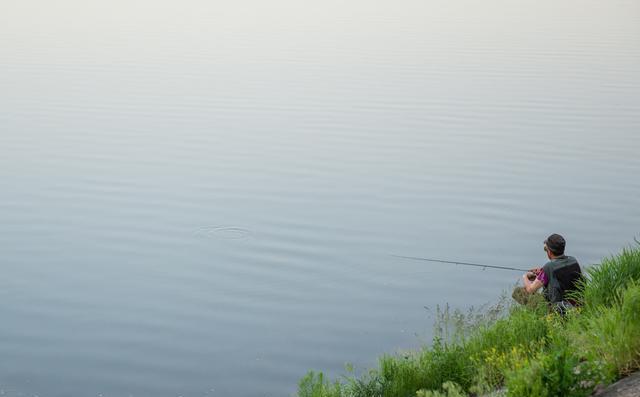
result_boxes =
[515,233,583,312]
[393,234,583,312]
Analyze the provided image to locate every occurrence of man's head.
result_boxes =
[544,233,566,258]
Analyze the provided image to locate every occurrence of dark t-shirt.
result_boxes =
[539,255,581,303]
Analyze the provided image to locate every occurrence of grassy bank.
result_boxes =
[297,243,640,397]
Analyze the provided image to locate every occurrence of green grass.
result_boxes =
[575,246,640,310]
[297,242,640,397]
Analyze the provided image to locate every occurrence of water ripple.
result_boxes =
[192,225,253,240]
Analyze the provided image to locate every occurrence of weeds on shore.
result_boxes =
[297,242,640,397]
[575,246,640,310]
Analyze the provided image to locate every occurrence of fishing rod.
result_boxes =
[390,254,529,272]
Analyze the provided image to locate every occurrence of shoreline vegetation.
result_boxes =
[297,243,640,397]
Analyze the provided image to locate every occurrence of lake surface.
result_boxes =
[1,0,639,396]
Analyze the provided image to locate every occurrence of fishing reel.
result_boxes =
[526,268,542,281]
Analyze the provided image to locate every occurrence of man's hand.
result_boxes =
[523,270,544,294]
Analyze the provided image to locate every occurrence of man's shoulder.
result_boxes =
[561,255,580,267]
[543,256,580,272]
[565,256,582,272]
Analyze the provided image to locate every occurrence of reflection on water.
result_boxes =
[1,0,639,396]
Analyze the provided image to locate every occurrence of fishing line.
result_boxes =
[390,254,529,272]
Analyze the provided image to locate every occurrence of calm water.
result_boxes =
[2,0,640,396]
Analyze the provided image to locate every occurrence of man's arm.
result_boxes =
[523,272,544,294]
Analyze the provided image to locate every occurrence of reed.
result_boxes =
[575,244,640,310]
